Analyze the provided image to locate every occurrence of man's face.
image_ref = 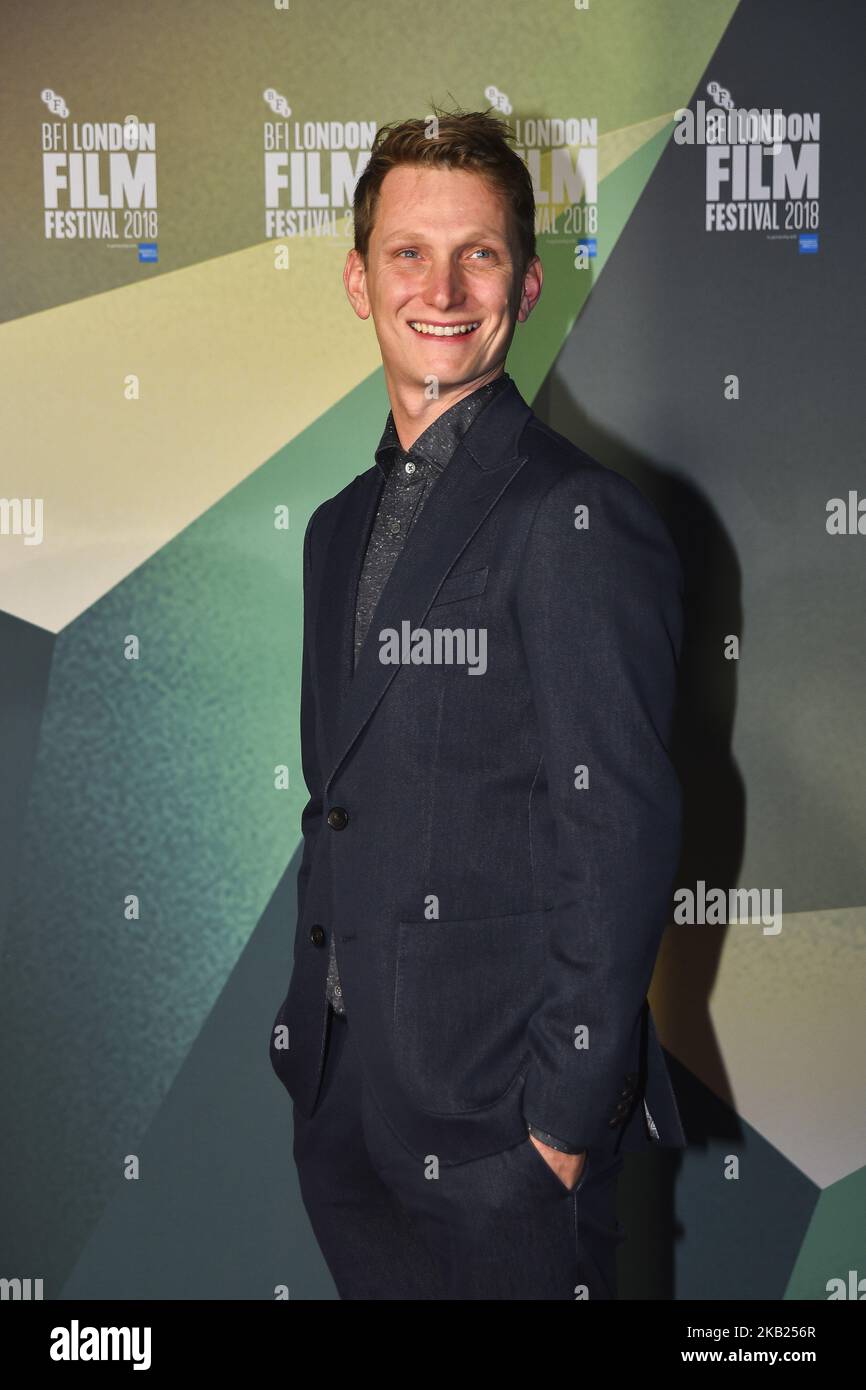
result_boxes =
[345,163,540,396]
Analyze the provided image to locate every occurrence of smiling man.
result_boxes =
[269,107,687,1300]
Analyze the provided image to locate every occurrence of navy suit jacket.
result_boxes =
[269,376,687,1165]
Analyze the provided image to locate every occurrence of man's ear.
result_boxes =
[516,254,543,324]
[343,248,372,321]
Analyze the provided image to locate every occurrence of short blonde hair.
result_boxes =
[353,103,536,277]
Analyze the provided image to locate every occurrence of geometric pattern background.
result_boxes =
[2,0,863,1300]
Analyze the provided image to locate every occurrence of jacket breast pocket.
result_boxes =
[428,565,489,609]
[392,907,549,1115]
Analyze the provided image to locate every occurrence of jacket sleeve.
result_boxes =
[515,464,684,1152]
[296,502,326,928]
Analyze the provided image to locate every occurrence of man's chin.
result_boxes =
[397,357,491,394]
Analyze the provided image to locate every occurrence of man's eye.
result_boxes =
[397,249,420,259]
[470,248,493,259]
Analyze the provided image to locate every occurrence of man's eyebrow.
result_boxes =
[380,229,508,244]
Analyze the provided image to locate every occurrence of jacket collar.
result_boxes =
[374,372,513,477]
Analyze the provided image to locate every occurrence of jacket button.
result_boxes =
[309,924,326,947]
[327,807,348,830]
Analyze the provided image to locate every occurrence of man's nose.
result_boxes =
[423,259,465,308]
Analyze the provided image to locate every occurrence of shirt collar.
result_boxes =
[374,373,513,478]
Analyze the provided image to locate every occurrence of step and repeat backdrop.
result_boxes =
[1,0,863,1301]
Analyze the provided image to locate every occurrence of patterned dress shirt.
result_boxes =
[322,371,581,1155]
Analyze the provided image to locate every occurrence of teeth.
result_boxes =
[409,321,480,336]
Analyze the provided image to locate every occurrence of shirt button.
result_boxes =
[388,519,401,535]
[404,460,416,475]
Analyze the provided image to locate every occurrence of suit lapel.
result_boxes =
[314,466,384,755]
[314,376,534,796]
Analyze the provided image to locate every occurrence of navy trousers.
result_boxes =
[292,1005,627,1300]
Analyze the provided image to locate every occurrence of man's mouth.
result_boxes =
[408,320,481,337]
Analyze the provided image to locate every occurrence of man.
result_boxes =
[269,107,686,1300]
